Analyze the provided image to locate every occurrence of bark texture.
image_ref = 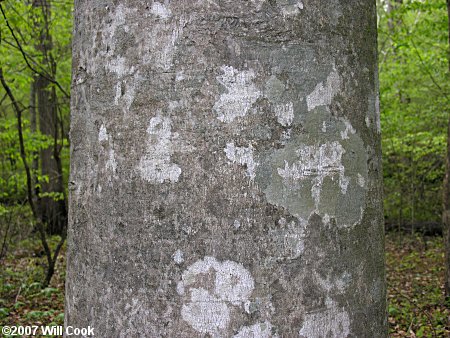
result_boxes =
[66,0,386,336]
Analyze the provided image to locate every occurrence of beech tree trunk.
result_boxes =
[66,1,386,336]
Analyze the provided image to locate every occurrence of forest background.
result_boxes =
[0,0,449,336]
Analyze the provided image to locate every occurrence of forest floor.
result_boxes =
[0,232,449,337]
[386,233,450,337]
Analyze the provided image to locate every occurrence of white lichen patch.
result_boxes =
[351,206,365,228]
[278,0,304,16]
[224,142,258,179]
[106,148,118,174]
[107,56,135,78]
[274,102,294,127]
[177,256,254,304]
[214,260,255,306]
[298,298,350,338]
[314,271,352,294]
[181,288,230,336]
[173,249,184,264]
[113,78,138,111]
[277,218,306,260]
[277,141,349,210]
[234,321,273,338]
[280,129,292,145]
[100,5,138,78]
[122,79,137,111]
[114,82,122,106]
[284,221,306,259]
[177,256,255,335]
[306,67,342,112]
[98,124,118,177]
[138,115,181,184]
[340,120,356,140]
[150,2,172,19]
[357,173,365,188]
[213,65,261,123]
[154,16,187,71]
[99,124,109,142]
[233,220,241,229]
[250,0,266,10]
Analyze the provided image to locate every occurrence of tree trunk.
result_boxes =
[66,1,386,336]
[443,0,450,299]
[33,0,67,235]
[444,118,450,299]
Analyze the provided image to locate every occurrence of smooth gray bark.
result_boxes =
[66,0,386,336]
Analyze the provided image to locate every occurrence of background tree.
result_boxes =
[66,0,386,336]
[443,0,450,300]
[32,0,68,236]
[0,0,72,284]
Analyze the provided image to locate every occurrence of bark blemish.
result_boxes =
[224,142,258,180]
[138,115,181,184]
[106,148,117,174]
[98,124,108,142]
[234,321,273,338]
[277,217,306,259]
[306,67,342,112]
[173,249,184,264]
[150,2,172,19]
[214,65,261,123]
[298,298,350,337]
[278,0,304,16]
[277,141,349,209]
[98,124,117,178]
[177,257,255,335]
[274,102,294,127]
[256,109,368,228]
[340,120,356,140]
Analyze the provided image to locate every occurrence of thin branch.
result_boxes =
[0,67,53,281]
[0,3,69,99]
[410,38,450,101]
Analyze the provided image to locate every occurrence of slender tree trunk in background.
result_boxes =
[444,118,450,299]
[443,0,450,300]
[33,0,67,235]
[66,1,386,336]
[387,0,403,31]
[29,77,39,190]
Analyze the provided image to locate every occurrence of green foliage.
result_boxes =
[0,308,9,319]
[0,117,54,202]
[0,0,72,253]
[378,0,449,227]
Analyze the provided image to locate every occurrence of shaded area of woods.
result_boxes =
[378,0,449,232]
